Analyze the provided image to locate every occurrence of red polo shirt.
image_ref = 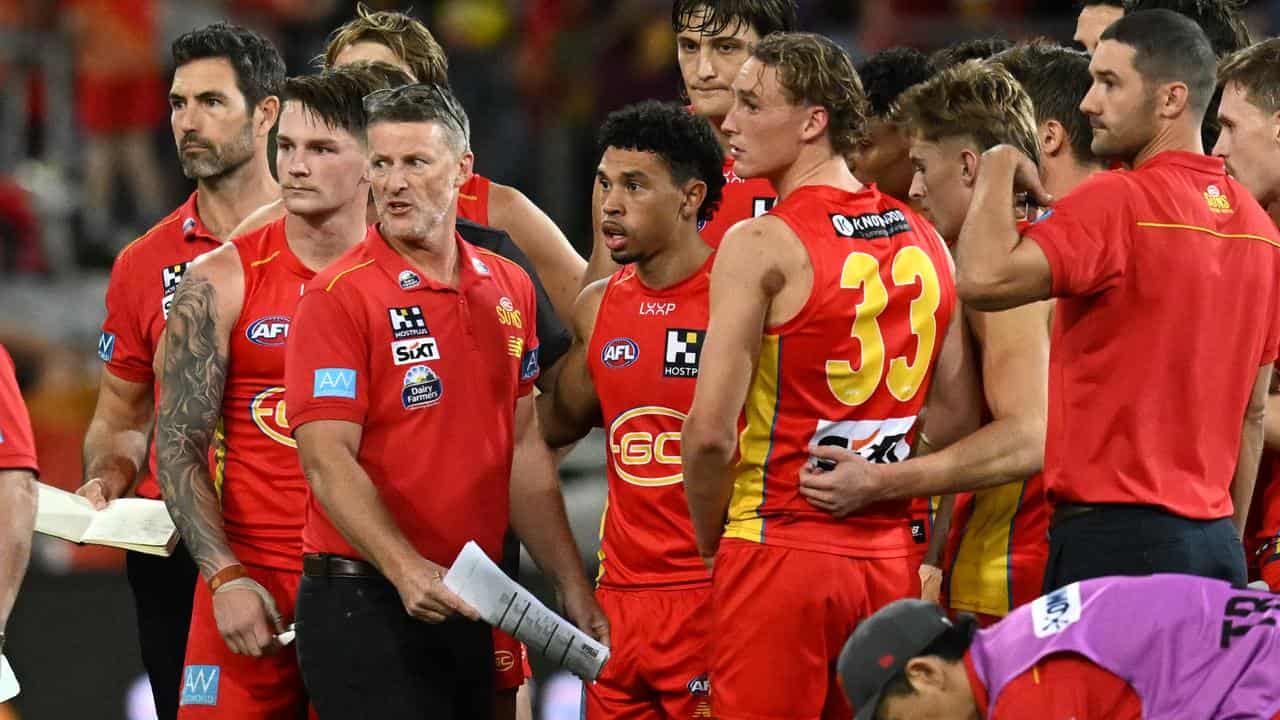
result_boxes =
[1022,151,1280,520]
[285,225,540,567]
[0,345,38,474]
[98,192,222,499]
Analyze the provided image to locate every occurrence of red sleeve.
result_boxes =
[516,272,540,398]
[0,346,38,474]
[99,248,155,384]
[285,287,370,430]
[988,654,1142,720]
[1022,173,1131,298]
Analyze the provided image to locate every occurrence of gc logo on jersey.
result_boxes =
[161,262,190,319]
[663,329,704,378]
[389,306,429,340]
[250,387,295,448]
[246,316,290,347]
[496,297,523,328]
[601,338,639,369]
[402,365,443,409]
[391,337,440,365]
[608,406,686,487]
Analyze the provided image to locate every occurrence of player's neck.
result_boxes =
[1044,155,1104,198]
[383,215,460,288]
[284,198,368,272]
[771,149,862,200]
[1131,120,1203,169]
[196,155,279,241]
[635,228,711,290]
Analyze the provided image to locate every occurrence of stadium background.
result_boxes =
[0,1,1278,718]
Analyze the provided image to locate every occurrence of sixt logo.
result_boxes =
[245,316,290,346]
[601,338,639,369]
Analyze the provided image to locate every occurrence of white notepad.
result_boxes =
[35,483,178,557]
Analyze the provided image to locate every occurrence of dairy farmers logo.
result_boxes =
[608,406,686,487]
[250,387,294,448]
[402,365,443,409]
[601,338,639,369]
[245,316,290,346]
[398,269,421,289]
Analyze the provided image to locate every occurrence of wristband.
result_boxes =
[209,564,248,593]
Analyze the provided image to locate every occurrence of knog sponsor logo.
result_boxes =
[830,209,910,240]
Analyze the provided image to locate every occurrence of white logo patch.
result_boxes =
[1031,582,1083,638]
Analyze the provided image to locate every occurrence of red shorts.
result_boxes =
[493,628,532,691]
[711,539,919,720]
[585,584,713,720]
[77,73,165,135]
[178,565,312,719]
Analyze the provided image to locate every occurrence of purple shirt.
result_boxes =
[970,575,1280,718]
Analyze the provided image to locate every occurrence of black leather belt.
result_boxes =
[303,553,382,578]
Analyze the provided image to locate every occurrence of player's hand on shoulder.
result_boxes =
[798,444,889,519]
[212,575,285,658]
[390,556,481,624]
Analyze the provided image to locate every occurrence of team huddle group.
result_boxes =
[1,0,1280,718]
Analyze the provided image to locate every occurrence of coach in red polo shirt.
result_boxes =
[285,83,603,720]
[953,9,1280,591]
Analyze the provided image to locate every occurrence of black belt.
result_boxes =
[303,553,382,578]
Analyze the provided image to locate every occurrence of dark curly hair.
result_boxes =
[596,101,727,225]
[858,47,934,119]
[671,0,797,38]
[171,23,286,111]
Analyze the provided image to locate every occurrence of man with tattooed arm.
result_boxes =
[155,66,394,717]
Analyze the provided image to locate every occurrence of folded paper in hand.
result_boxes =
[444,541,609,681]
[1,654,19,702]
[35,482,178,557]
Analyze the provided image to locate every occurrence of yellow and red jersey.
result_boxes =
[587,256,714,589]
[699,157,776,249]
[458,173,492,227]
[724,184,955,557]
[218,218,314,571]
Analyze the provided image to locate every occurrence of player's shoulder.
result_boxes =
[114,205,186,268]
[473,245,535,293]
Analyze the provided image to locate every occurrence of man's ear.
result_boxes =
[255,95,281,137]
[1040,120,1066,158]
[1157,81,1192,119]
[903,656,949,692]
[960,147,980,188]
[681,178,708,222]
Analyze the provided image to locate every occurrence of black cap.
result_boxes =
[838,599,956,720]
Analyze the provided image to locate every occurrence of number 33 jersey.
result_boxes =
[587,254,715,590]
[725,184,956,558]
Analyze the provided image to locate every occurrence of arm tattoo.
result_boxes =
[156,275,235,578]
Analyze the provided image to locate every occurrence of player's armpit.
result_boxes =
[488,183,586,323]
[539,280,606,448]
[683,219,781,558]
[155,248,244,579]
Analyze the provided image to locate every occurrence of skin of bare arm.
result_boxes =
[0,469,36,640]
[78,372,153,507]
[487,182,587,323]
[536,280,606,449]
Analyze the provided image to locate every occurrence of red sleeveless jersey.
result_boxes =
[587,255,715,589]
[724,185,956,557]
[218,218,314,571]
[458,173,492,226]
[699,157,776,249]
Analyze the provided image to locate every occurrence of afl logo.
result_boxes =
[608,406,686,487]
[246,316,290,346]
[250,387,295,448]
[601,338,639,369]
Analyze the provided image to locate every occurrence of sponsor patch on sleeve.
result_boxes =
[1030,582,1082,638]
[520,347,540,382]
[313,368,357,399]
[180,665,220,706]
[97,331,116,363]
